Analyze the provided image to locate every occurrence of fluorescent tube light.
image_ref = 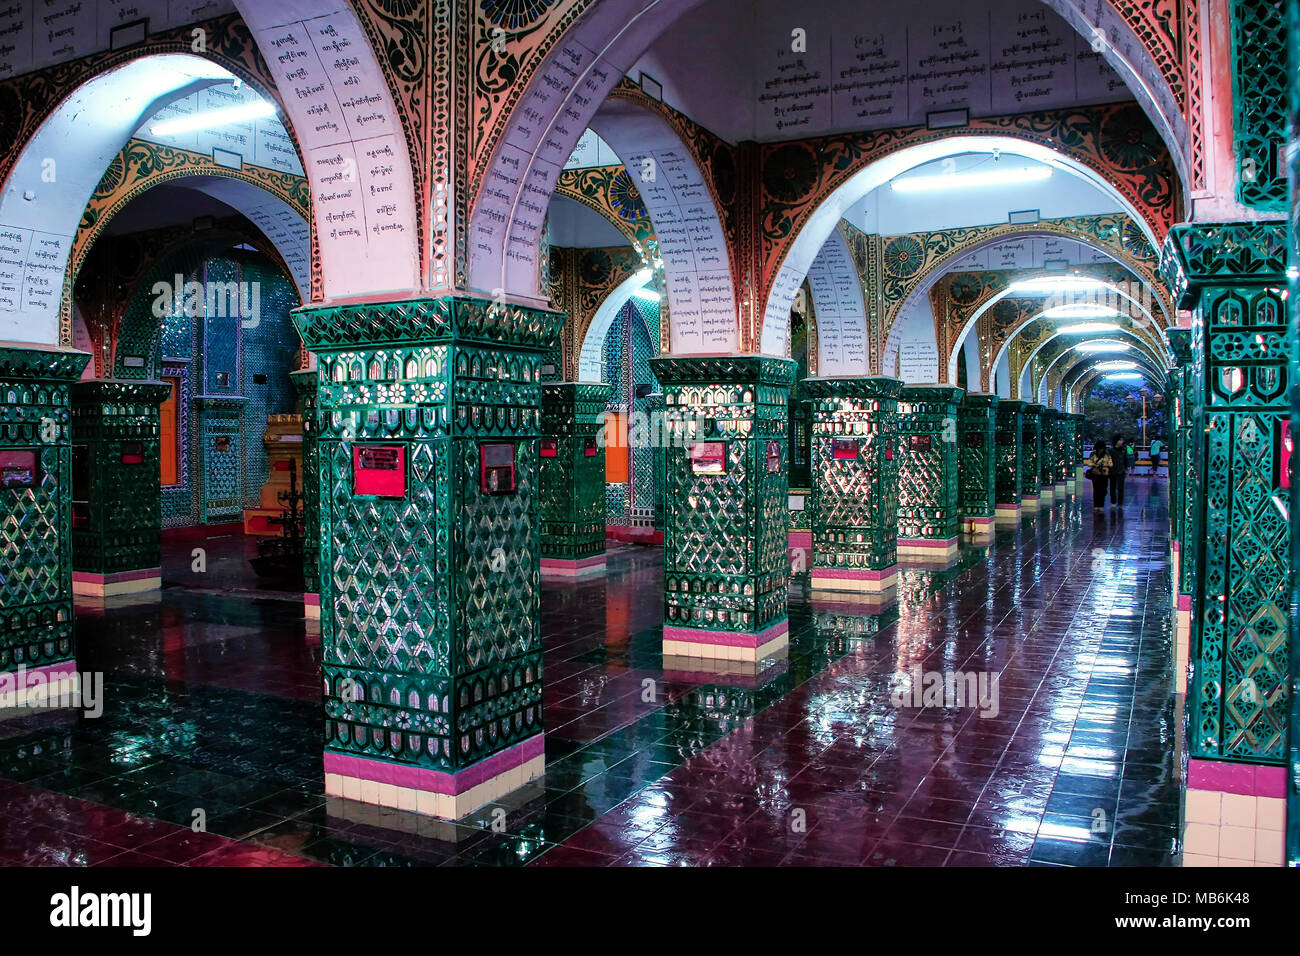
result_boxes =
[890,166,1051,194]
[151,101,276,136]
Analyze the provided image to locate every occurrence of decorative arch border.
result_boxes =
[879,212,1164,345]
[464,0,1191,305]
[553,163,658,255]
[932,261,1167,384]
[1003,310,1170,392]
[549,244,647,381]
[63,138,310,346]
[1026,328,1167,401]
[758,102,1180,332]
[75,217,299,379]
[1061,352,1164,409]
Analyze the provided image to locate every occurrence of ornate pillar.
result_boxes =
[290,370,320,621]
[1020,403,1044,512]
[194,395,248,525]
[0,346,90,708]
[994,399,1024,525]
[804,376,902,599]
[1166,327,1195,692]
[540,382,611,576]
[1162,221,1289,868]
[644,391,666,534]
[650,356,796,667]
[896,385,963,561]
[787,384,813,574]
[957,392,998,540]
[69,380,171,596]
[293,295,563,820]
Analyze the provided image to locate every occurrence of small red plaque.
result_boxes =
[354,444,406,497]
[0,449,37,489]
[832,438,858,461]
[540,439,558,458]
[689,441,727,475]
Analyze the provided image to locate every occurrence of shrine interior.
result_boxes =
[0,0,1294,879]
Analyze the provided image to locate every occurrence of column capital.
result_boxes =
[650,354,798,389]
[899,383,965,405]
[70,380,172,405]
[1159,221,1288,309]
[293,293,565,353]
[1165,326,1193,366]
[801,375,903,401]
[0,344,90,382]
[961,392,999,410]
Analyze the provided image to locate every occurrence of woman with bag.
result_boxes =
[1084,440,1112,514]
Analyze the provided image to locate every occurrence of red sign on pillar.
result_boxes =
[1279,420,1292,490]
[354,445,406,497]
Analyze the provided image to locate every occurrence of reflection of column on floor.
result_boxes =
[295,295,563,820]
[70,380,172,598]
[650,355,797,673]
[1163,221,1289,867]
[0,345,89,709]
[806,376,901,603]
[540,382,612,577]
[994,399,1023,525]
[957,392,998,540]
[896,384,963,563]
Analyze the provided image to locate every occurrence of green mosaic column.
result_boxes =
[994,399,1024,524]
[1069,413,1085,485]
[896,385,963,561]
[1037,409,1057,504]
[1162,223,1290,857]
[293,295,563,819]
[540,382,611,576]
[804,376,902,598]
[1288,0,1300,865]
[0,345,90,708]
[787,385,812,574]
[650,356,796,665]
[1020,403,1044,513]
[958,392,998,539]
[1166,327,1196,693]
[69,380,171,596]
[644,391,666,533]
[290,370,321,621]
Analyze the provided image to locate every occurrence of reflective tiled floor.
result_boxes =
[0,478,1179,866]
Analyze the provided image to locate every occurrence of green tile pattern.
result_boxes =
[292,295,564,776]
[540,382,612,561]
[958,392,998,521]
[995,399,1024,506]
[0,346,90,677]
[290,370,320,597]
[1020,403,1044,500]
[896,385,963,541]
[1163,221,1290,764]
[650,356,796,635]
[70,381,171,575]
[804,376,902,573]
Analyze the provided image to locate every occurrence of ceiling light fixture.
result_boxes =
[150,100,276,136]
[1057,321,1122,335]
[1074,342,1132,354]
[1009,276,1108,296]
[890,166,1051,194]
[1104,372,1143,381]
[1095,360,1138,371]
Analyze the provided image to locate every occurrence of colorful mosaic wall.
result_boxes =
[292,295,563,784]
[0,346,89,678]
[1163,222,1290,765]
[69,381,171,576]
[650,356,796,636]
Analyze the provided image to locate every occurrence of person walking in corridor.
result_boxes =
[1110,433,1130,508]
[1086,440,1113,514]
